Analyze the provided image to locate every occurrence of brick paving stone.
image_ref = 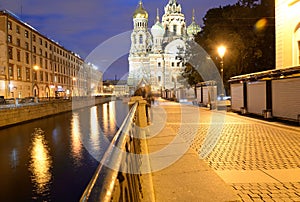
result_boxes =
[171,106,300,202]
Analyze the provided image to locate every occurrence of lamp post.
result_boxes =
[32,65,39,97]
[217,45,226,99]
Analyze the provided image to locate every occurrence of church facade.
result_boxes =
[127,0,201,94]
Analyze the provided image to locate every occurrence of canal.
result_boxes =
[0,100,129,202]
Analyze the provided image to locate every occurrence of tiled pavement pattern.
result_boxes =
[231,182,300,202]
[150,102,300,202]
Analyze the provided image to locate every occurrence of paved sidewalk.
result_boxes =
[145,99,300,202]
[144,99,240,201]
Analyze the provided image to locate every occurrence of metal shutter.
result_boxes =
[247,81,266,115]
[230,83,244,112]
[272,77,300,121]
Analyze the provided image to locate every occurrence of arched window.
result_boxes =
[139,35,143,44]
[294,23,300,65]
[173,25,177,34]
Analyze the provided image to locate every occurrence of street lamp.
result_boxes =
[32,65,39,97]
[217,45,226,99]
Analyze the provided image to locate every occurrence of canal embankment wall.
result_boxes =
[0,96,112,128]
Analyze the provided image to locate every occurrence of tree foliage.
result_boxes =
[193,0,275,83]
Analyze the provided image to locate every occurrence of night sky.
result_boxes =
[1,0,237,79]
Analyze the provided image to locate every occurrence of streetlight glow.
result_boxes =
[33,65,39,71]
[217,46,226,58]
[217,45,226,99]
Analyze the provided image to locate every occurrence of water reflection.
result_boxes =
[108,101,116,135]
[90,106,100,153]
[29,128,52,195]
[71,113,83,166]
[10,148,19,169]
[102,102,117,136]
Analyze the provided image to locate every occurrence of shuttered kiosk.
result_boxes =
[229,66,300,122]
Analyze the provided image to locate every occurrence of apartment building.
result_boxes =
[0,10,102,99]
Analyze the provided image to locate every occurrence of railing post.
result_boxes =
[129,96,148,128]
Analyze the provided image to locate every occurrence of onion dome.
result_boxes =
[187,9,201,36]
[151,9,165,37]
[133,1,148,19]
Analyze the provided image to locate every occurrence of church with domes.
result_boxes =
[127,0,201,94]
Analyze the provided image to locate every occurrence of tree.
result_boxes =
[195,0,275,87]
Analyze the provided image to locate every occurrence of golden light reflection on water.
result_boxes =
[71,113,83,165]
[103,103,108,132]
[90,107,100,149]
[108,101,116,134]
[102,102,117,135]
[29,128,52,195]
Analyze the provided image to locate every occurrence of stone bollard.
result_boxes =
[129,96,148,128]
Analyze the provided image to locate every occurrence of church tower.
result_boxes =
[162,0,186,43]
[130,1,151,56]
[128,1,151,89]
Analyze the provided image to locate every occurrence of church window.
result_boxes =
[298,41,300,64]
[173,25,177,34]
[139,35,143,44]
[158,62,161,67]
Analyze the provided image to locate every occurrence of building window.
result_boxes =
[298,41,300,64]
[24,30,29,38]
[33,46,36,53]
[16,25,20,34]
[33,34,36,42]
[16,38,20,47]
[33,55,36,64]
[17,50,21,62]
[25,52,29,64]
[45,41,48,48]
[45,73,48,82]
[158,76,161,82]
[39,38,42,45]
[33,70,37,81]
[8,35,12,43]
[177,62,180,67]
[158,62,161,67]
[40,71,43,81]
[26,68,30,80]
[25,42,29,50]
[40,57,43,67]
[172,62,174,67]
[8,64,13,78]
[45,59,48,69]
[17,66,22,79]
[39,48,42,55]
[8,21,12,30]
[139,35,143,44]
[8,47,13,59]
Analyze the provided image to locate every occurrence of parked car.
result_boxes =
[5,98,15,104]
[25,97,35,103]
[0,96,5,104]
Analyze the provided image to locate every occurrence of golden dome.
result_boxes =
[133,1,148,19]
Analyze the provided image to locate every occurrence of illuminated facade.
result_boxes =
[0,10,102,98]
[128,0,201,93]
[275,0,300,68]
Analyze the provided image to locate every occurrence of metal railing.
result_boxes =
[80,101,143,202]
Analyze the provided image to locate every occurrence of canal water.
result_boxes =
[0,100,129,202]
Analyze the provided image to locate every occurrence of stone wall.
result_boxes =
[0,96,112,128]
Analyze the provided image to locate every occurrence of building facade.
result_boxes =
[127,0,201,94]
[0,10,102,99]
[275,0,300,68]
